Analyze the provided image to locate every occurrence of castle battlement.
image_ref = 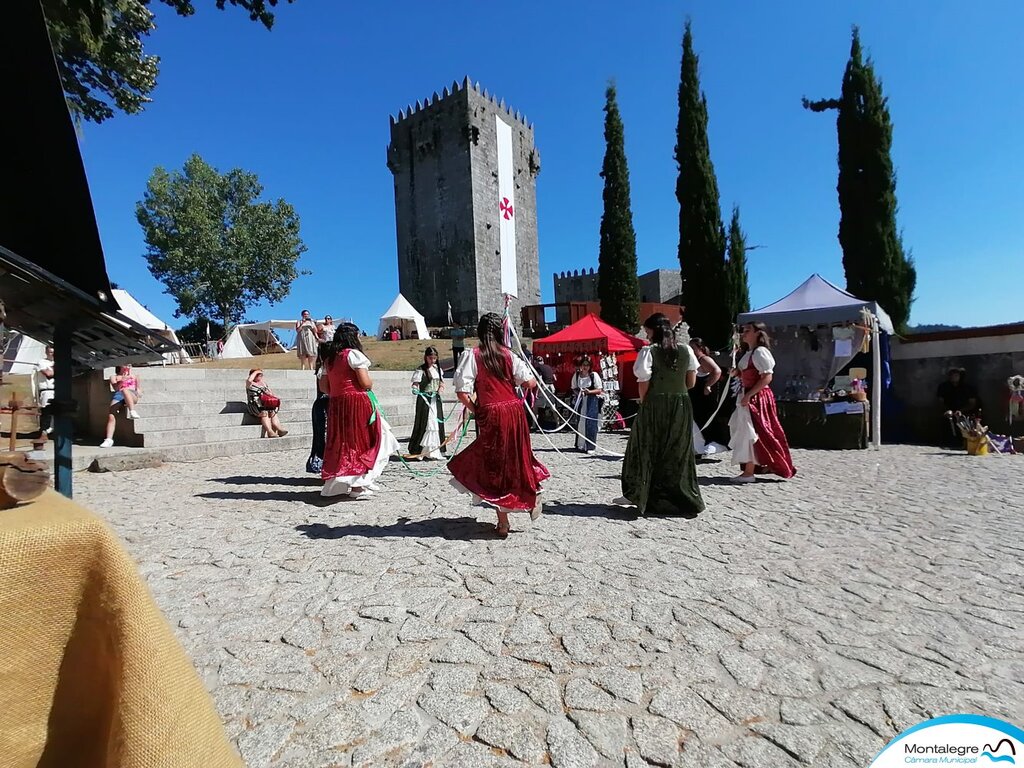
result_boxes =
[389,76,533,132]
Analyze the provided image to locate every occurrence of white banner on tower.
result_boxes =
[495,114,518,297]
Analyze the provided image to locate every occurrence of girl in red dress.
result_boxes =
[728,323,796,482]
[321,323,399,499]
[447,313,550,538]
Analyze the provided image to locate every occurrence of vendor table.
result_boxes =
[0,490,241,768]
[777,400,869,450]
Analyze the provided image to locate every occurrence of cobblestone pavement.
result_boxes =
[76,436,1024,768]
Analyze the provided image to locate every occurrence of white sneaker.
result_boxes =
[611,496,635,507]
[530,504,542,521]
[349,489,373,500]
[100,438,114,448]
[730,475,756,484]
[128,409,141,420]
[367,482,382,492]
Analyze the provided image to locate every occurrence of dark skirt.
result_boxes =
[408,393,446,457]
[574,393,600,451]
[621,392,705,516]
[306,392,329,473]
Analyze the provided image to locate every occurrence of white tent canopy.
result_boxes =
[221,320,292,358]
[377,294,430,340]
[2,332,46,376]
[738,274,894,334]
[111,289,191,364]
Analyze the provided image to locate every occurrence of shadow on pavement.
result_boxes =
[296,516,499,540]
[211,475,322,486]
[541,502,640,521]
[197,489,339,506]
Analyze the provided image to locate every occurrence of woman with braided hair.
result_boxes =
[614,313,705,516]
[320,323,400,499]
[448,313,550,538]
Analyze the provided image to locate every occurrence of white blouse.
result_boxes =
[572,372,603,392]
[739,347,775,374]
[632,345,699,383]
[455,349,534,393]
[344,349,371,370]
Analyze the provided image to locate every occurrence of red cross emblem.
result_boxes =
[499,197,514,220]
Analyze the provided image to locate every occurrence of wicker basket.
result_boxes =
[850,391,867,402]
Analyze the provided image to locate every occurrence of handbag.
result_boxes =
[259,392,281,410]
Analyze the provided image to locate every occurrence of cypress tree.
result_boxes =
[676,20,730,348]
[804,27,916,330]
[726,206,750,319]
[597,82,640,333]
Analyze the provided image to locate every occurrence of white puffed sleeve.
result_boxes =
[346,349,371,370]
[512,354,535,386]
[454,350,477,393]
[633,347,654,383]
[684,344,699,372]
[411,369,424,385]
[752,346,775,374]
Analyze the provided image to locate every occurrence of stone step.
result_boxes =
[128,394,450,419]
[125,368,430,383]
[134,382,439,403]
[134,404,427,447]
[130,407,313,432]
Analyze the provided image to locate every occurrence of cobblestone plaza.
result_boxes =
[77,437,1024,767]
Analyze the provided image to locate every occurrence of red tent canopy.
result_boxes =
[531,313,646,355]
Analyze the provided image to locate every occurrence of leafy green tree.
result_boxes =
[176,316,225,344]
[803,27,916,330]
[136,153,307,329]
[726,206,750,320]
[597,82,640,333]
[42,0,293,123]
[675,20,730,348]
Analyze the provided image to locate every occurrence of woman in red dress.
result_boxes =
[728,323,796,482]
[321,323,399,499]
[447,313,550,538]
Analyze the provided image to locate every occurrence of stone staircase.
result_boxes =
[91,367,455,465]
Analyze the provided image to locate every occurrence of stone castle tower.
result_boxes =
[387,77,541,327]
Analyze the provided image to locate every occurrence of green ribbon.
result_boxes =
[367,390,380,425]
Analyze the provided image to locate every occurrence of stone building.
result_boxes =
[551,268,682,322]
[387,77,541,327]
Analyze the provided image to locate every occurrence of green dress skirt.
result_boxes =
[621,347,705,516]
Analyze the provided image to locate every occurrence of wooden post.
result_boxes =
[53,323,73,498]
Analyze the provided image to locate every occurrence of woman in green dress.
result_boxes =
[614,313,705,516]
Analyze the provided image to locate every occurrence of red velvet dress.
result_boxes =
[737,354,796,478]
[321,349,396,495]
[448,349,550,511]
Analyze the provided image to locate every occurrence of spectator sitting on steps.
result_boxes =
[246,368,289,438]
[99,364,142,448]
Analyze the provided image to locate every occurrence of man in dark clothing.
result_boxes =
[937,367,981,446]
[532,355,556,386]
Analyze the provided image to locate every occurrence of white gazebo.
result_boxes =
[377,294,430,340]
[738,274,893,449]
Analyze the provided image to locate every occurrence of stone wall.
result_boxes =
[388,79,540,328]
[890,326,1024,443]
[638,269,681,304]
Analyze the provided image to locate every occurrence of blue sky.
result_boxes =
[80,0,1024,333]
